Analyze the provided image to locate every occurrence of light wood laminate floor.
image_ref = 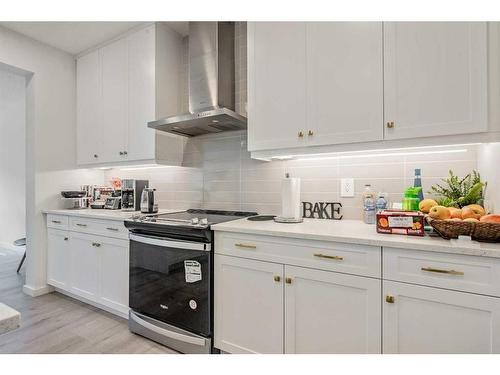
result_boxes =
[0,248,177,354]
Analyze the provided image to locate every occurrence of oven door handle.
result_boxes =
[129,233,211,251]
[130,311,208,347]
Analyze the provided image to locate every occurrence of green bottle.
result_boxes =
[402,186,422,211]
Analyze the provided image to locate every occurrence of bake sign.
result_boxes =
[302,202,343,220]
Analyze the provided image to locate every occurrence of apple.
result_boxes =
[429,205,451,220]
[448,207,463,219]
[461,205,485,220]
[480,214,500,223]
[465,204,486,217]
[419,199,438,213]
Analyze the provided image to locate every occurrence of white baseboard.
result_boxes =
[22,284,53,297]
[54,288,129,319]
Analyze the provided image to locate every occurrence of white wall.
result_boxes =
[0,69,25,248]
[478,143,500,214]
[0,26,104,296]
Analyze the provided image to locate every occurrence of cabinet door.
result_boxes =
[99,236,129,314]
[76,50,101,164]
[383,281,500,353]
[69,233,100,301]
[285,265,381,353]
[100,38,128,162]
[47,229,70,289]
[127,24,156,161]
[306,22,383,146]
[248,22,307,152]
[214,255,284,354]
[384,22,487,139]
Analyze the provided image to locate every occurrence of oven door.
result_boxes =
[129,233,211,337]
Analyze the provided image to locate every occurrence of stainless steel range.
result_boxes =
[124,209,256,354]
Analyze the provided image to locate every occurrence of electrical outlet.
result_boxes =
[341,178,355,197]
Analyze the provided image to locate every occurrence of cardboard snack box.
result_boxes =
[376,210,425,236]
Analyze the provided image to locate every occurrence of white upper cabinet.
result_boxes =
[100,38,128,162]
[76,23,184,166]
[383,22,487,139]
[247,22,489,158]
[127,25,157,161]
[306,22,384,146]
[248,22,307,152]
[76,50,100,164]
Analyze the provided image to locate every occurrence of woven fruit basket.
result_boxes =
[426,217,500,242]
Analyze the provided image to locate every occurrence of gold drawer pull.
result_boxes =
[285,277,293,284]
[313,253,344,261]
[106,227,119,231]
[64,237,69,241]
[92,242,101,247]
[235,243,257,249]
[421,267,464,276]
[76,223,87,227]
[386,295,395,303]
[274,275,281,282]
[51,220,61,224]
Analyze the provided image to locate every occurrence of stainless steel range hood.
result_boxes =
[148,22,247,137]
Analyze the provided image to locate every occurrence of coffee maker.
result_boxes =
[121,179,148,211]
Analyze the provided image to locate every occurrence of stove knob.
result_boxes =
[200,218,208,225]
[191,217,199,225]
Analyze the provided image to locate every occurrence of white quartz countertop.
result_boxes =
[212,218,500,259]
[42,208,183,221]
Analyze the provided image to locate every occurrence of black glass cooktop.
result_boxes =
[147,209,257,225]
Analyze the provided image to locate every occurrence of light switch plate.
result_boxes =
[341,178,355,197]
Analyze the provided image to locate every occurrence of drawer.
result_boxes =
[383,247,500,297]
[215,232,381,278]
[47,214,69,229]
[69,217,128,239]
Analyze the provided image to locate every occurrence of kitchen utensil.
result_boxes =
[61,191,87,198]
[140,187,158,214]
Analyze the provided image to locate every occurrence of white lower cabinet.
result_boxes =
[99,236,129,314]
[285,265,381,354]
[46,216,129,317]
[214,253,382,354]
[70,232,100,301]
[47,229,70,289]
[214,255,284,354]
[383,280,500,354]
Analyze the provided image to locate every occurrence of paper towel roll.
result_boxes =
[281,176,301,219]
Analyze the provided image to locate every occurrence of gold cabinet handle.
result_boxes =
[421,267,464,276]
[76,223,87,227]
[386,295,395,303]
[274,275,281,282]
[64,237,69,241]
[285,277,293,284]
[51,220,61,224]
[298,131,304,138]
[308,130,314,136]
[386,121,395,129]
[235,243,257,249]
[106,227,119,231]
[92,242,101,247]
[313,253,344,261]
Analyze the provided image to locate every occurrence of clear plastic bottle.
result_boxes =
[376,192,388,211]
[363,184,376,224]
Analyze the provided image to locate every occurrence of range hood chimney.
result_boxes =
[148,22,247,137]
